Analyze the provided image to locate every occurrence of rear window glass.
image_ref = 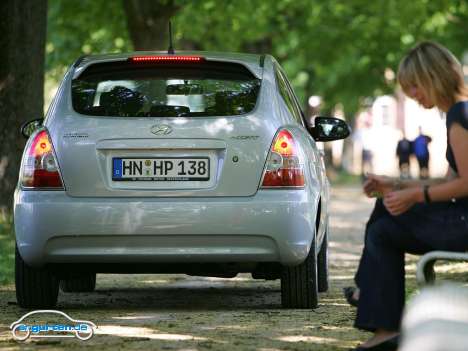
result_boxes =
[72,60,261,117]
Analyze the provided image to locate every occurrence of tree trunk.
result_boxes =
[0,0,47,216]
[123,0,181,51]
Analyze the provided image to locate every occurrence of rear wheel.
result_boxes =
[60,273,96,292]
[317,230,329,293]
[15,245,59,308]
[281,236,318,309]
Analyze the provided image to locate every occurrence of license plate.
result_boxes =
[112,157,210,181]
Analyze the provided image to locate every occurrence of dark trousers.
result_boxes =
[354,199,468,332]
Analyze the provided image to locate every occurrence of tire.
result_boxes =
[281,235,318,309]
[317,230,329,293]
[60,273,96,292]
[15,245,59,308]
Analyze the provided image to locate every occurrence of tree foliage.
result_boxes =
[47,0,130,77]
[46,0,468,117]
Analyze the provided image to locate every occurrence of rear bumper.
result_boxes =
[14,189,318,268]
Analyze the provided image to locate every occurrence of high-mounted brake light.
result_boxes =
[20,129,64,189]
[261,129,305,188]
[128,55,205,63]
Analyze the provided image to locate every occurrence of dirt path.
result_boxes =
[0,186,375,351]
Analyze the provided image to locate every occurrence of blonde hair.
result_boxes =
[397,41,468,109]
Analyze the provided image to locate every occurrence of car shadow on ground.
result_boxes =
[59,285,282,311]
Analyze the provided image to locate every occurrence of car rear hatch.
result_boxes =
[51,55,275,197]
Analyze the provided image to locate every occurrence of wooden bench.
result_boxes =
[416,251,468,285]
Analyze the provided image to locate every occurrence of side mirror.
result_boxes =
[310,116,351,142]
[21,118,43,139]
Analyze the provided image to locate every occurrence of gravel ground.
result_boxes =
[0,186,380,350]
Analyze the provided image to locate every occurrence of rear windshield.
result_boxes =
[72,60,261,117]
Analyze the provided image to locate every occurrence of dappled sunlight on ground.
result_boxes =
[330,253,361,262]
[433,262,468,274]
[276,335,339,343]
[330,275,356,281]
[2,186,466,350]
[96,325,209,341]
[139,279,172,284]
[198,324,250,331]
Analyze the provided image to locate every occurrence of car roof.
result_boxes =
[73,51,266,79]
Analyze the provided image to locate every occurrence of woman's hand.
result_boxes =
[383,188,422,216]
[363,174,395,198]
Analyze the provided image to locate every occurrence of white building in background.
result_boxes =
[350,92,448,178]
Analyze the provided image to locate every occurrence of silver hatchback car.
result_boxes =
[15,52,349,309]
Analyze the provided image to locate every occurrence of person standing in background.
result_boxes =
[413,127,432,179]
[396,133,412,179]
[354,118,374,181]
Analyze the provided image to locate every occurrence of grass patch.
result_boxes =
[0,216,15,285]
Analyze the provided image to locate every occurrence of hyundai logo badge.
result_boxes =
[151,125,172,135]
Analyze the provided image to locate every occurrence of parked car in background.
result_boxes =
[15,51,350,309]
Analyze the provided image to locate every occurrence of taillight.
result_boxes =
[20,129,64,189]
[260,129,305,188]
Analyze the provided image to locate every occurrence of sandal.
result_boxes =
[343,286,359,307]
